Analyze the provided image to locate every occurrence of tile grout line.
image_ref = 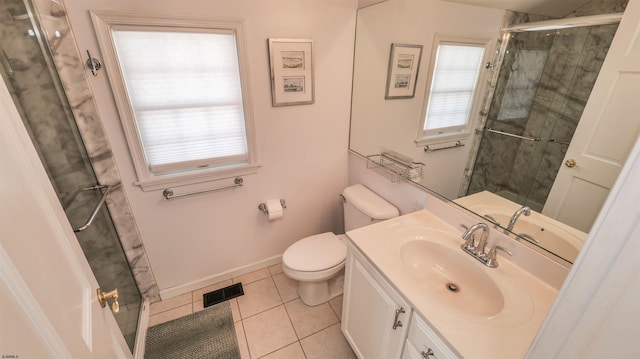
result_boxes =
[247,272,293,359]
[247,270,298,358]
[262,274,301,358]
[238,320,251,359]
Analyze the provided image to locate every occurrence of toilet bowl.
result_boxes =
[281,184,399,306]
[282,232,347,306]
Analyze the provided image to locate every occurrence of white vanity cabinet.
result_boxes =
[342,242,411,358]
[402,313,459,359]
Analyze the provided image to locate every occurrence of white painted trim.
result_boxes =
[159,255,283,299]
[133,299,150,359]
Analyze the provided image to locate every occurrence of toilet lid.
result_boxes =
[283,232,346,272]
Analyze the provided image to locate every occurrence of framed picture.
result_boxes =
[385,43,423,99]
[268,38,314,106]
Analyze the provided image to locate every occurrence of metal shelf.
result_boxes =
[366,151,424,183]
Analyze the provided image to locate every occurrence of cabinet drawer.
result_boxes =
[402,341,426,359]
[407,313,459,359]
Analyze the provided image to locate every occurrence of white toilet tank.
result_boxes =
[342,184,399,231]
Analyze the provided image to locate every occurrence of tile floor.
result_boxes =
[148,262,356,359]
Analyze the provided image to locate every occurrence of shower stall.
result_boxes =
[0,0,143,351]
[467,15,621,212]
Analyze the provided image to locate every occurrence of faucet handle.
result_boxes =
[462,232,475,251]
[474,237,488,257]
[485,246,514,268]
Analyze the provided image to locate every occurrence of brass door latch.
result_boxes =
[97,288,120,313]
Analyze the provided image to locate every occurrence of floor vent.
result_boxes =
[203,283,244,308]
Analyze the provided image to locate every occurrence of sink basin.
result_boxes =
[487,213,581,262]
[400,240,505,316]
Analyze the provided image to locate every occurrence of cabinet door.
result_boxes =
[342,249,410,359]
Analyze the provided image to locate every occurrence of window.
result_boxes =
[417,36,490,145]
[91,13,258,191]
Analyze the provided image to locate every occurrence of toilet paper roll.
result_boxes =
[266,199,283,220]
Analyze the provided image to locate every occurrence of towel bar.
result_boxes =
[163,177,243,200]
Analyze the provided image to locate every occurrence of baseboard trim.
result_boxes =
[158,255,283,300]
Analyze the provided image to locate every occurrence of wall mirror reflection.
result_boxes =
[350,0,635,264]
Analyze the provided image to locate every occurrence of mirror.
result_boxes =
[350,0,631,263]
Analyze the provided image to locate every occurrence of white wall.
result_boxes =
[350,0,504,198]
[64,0,358,297]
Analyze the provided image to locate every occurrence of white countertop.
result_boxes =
[346,209,559,358]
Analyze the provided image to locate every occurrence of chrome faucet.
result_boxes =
[461,223,489,257]
[505,206,531,233]
[461,222,515,267]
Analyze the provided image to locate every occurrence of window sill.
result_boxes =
[415,132,472,147]
[134,163,261,192]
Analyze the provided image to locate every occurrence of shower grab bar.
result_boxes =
[163,176,243,200]
[63,183,121,232]
[485,128,542,142]
[63,184,106,210]
[1,49,14,77]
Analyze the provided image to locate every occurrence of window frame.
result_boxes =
[416,35,493,146]
[91,11,259,191]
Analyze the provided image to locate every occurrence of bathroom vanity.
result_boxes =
[341,209,559,358]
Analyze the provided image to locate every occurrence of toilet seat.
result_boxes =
[282,232,346,272]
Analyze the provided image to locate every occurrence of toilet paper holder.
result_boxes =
[258,199,287,215]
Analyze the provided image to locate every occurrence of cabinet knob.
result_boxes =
[392,307,405,330]
[421,348,435,358]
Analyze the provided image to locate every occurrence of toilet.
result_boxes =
[282,184,399,306]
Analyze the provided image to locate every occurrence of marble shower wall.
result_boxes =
[0,0,160,305]
[459,9,554,197]
[1,0,160,348]
[466,0,627,212]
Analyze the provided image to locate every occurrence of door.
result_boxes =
[0,76,131,358]
[543,4,640,233]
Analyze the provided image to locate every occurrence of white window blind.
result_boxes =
[112,29,248,174]
[423,44,485,137]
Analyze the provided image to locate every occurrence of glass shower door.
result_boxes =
[0,0,141,351]
[467,23,619,212]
